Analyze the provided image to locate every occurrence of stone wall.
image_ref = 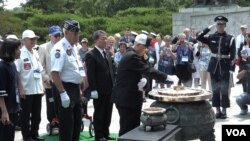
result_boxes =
[172,5,250,37]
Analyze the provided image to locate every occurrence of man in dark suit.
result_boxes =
[120,28,134,47]
[85,30,115,141]
[111,34,178,136]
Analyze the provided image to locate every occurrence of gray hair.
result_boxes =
[93,30,107,41]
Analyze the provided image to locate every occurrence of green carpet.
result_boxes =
[45,132,118,141]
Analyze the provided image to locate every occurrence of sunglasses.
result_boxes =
[53,33,62,38]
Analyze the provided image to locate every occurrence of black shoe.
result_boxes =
[220,113,227,119]
[215,112,221,118]
[95,137,107,141]
[15,125,21,131]
[23,137,35,141]
[105,136,116,140]
[32,136,44,141]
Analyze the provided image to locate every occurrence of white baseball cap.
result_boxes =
[135,34,150,48]
[6,34,19,40]
[22,29,39,39]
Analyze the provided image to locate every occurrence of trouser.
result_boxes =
[0,113,17,141]
[193,78,200,88]
[236,93,250,110]
[45,83,59,123]
[210,71,230,108]
[58,82,82,141]
[20,94,42,139]
[116,104,141,136]
[200,71,212,91]
[93,93,113,138]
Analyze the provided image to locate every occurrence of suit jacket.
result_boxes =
[111,49,167,109]
[38,42,53,88]
[85,47,114,96]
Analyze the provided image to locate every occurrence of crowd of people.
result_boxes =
[0,15,250,141]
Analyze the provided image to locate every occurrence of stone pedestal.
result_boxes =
[172,5,250,36]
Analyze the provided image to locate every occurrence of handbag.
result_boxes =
[188,63,196,73]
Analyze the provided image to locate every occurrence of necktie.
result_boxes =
[103,51,109,66]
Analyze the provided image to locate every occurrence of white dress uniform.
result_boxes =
[51,37,84,84]
[15,46,44,95]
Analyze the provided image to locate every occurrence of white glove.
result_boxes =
[208,23,216,29]
[166,75,178,82]
[91,90,98,99]
[138,78,147,91]
[60,91,70,108]
[149,57,155,64]
[229,70,234,74]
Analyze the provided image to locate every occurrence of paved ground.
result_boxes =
[15,67,250,141]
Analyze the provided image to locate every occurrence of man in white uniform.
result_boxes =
[15,29,44,141]
[38,25,62,131]
[51,19,84,141]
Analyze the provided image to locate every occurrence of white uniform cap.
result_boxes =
[241,24,248,29]
[6,35,19,40]
[131,31,138,36]
[141,30,149,35]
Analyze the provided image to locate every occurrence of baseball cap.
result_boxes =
[135,34,151,48]
[81,38,88,43]
[22,29,39,39]
[6,34,19,40]
[64,19,80,32]
[49,25,62,36]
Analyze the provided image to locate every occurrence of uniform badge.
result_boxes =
[24,63,31,70]
[66,48,72,56]
[55,52,60,58]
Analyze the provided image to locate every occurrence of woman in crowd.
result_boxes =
[172,33,193,87]
[0,38,21,141]
[158,35,175,88]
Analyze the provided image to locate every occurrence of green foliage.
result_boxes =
[110,8,172,35]
[0,11,23,37]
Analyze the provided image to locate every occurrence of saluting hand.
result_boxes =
[208,23,216,29]
[60,91,70,108]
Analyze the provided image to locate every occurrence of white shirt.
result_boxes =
[95,46,105,58]
[15,46,44,95]
[51,37,84,84]
[154,41,166,69]
[236,34,245,49]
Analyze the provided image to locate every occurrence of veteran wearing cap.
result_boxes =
[38,25,62,129]
[197,15,236,119]
[15,29,44,141]
[111,34,178,136]
[50,20,84,141]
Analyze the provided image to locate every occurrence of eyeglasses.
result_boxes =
[53,33,61,38]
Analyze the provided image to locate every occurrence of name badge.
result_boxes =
[33,69,41,79]
[182,56,188,62]
[79,67,86,77]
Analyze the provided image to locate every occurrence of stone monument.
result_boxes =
[172,0,249,36]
